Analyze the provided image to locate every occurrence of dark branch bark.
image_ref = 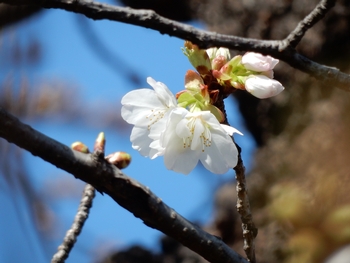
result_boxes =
[0,106,249,263]
[220,98,257,263]
[234,152,257,263]
[1,0,349,91]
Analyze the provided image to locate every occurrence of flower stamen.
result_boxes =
[146,109,167,130]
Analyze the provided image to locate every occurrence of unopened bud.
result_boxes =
[212,55,228,70]
[245,75,284,99]
[241,52,279,72]
[182,41,211,75]
[94,132,106,153]
[71,142,90,153]
[206,47,231,62]
[105,152,131,169]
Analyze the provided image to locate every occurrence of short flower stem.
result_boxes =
[234,144,257,263]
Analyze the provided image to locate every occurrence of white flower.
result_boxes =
[149,107,242,175]
[121,77,177,156]
[242,52,279,73]
[122,77,243,175]
[245,75,284,99]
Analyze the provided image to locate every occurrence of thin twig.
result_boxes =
[0,107,249,263]
[283,0,336,48]
[234,145,257,263]
[51,137,99,262]
[217,96,257,263]
[1,0,350,91]
[51,183,95,263]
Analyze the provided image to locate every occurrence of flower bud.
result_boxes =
[211,56,228,70]
[71,142,90,153]
[206,47,230,60]
[94,132,105,153]
[182,41,211,75]
[105,151,131,169]
[217,55,243,83]
[242,52,279,72]
[245,75,284,99]
[184,70,204,92]
[206,47,230,70]
[212,69,231,81]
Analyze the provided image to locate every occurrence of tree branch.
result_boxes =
[0,106,249,263]
[219,99,257,263]
[234,149,257,263]
[51,184,95,263]
[283,0,336,48]
[1,0,349,91]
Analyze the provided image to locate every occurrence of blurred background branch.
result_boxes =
[0,3,41,28]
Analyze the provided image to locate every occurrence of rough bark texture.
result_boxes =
[114,0,350,263]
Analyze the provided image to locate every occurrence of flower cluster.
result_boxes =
[183,41,284,99]
[121,43,285,175]
[121,77,241,175]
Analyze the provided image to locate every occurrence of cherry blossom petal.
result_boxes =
[121,78,177,128]
[130,126,153,157]
[160,108,201,174]
[221,124,243,136]
[215,132,239,168]
[121,89,166,127]
[147,77,177,107]
[163,141,200,175]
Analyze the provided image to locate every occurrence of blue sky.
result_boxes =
[0,2,255,262]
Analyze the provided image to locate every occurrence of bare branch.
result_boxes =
[1,0,350,91]
[0,106,249,263]
[52,137,99,263]
[283,0,336,48]
[51,184,95,263]
[219,98,256,262]
[234,147,257,263]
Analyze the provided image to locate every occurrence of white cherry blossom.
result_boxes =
[149,107,242,175]
[121,77,177,156]
[121,77,243,175]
